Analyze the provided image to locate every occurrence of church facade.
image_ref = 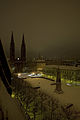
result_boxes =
[9,32,27,73]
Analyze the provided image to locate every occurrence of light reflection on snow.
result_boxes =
[17,72,43,78]
[66,83,72,86]
[66,83,80,86]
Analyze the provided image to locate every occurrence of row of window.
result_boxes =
[43,68,80,80]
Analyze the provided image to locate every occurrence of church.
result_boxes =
[9,32,27,73]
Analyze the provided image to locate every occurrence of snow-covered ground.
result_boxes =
[0,78,25,120]
[24,78,80,111]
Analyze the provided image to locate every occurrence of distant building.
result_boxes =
[30,56,46,72]
[62,60,75,66]
[9,33,27,72]
[42,65,80,82]
[35,59,46,71]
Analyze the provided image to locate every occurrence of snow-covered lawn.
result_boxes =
[24,78,80,110]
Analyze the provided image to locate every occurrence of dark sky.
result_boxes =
[0,0,80,59]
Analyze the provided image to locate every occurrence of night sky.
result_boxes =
[0,0,80,59]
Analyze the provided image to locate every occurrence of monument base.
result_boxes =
[54,89,64,94]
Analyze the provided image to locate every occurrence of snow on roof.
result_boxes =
[44,65,80,70]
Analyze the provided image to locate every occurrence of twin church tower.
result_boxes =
[10,32,26,62]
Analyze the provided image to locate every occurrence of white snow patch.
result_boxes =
[24,77,80,111]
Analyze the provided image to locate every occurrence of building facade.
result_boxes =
[42,65,80,82]
[9,33,27,73]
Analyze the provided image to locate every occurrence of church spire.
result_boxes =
[21,34,26,61]
[10,32,15,62]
